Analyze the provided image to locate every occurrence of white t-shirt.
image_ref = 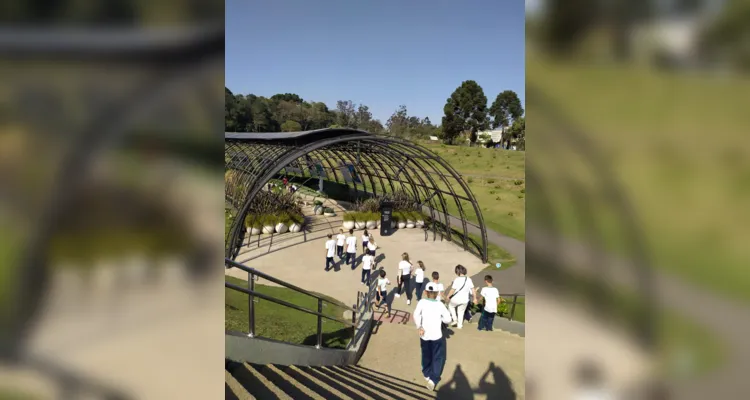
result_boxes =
[433,282,445,302]
[377,277,390,291]
[325,239,336,258]
[362,254,374,270]
[415,268,425,283]
[480,286,501,313]
[413,299,452,341]
[450,276,474,304]
[367,241,377,252]
[398,260,412,276]
[345,236,357,253]
[336,234,346,246]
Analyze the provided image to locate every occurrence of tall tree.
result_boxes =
[270,93,304,103]
[335,100,357,128]
[386,105,410,137]
[281,120,302,132]
[508,116,525,150]
[489,90,524,131]
[441,80,489,144]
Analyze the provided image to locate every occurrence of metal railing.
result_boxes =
[225,258,359,349]
[498,293,525,322]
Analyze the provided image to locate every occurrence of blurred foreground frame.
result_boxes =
[0,22,223,399]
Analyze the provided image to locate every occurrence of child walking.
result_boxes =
[345,229,358,269]
[396,252,413,305]
[478,275,501,331]
[362,229,369,252]
[431,271,446,303]
[366,234,377,256]
[336,229,346,259]
[414,261,427,301]
[413,283,452,391]
[375,269,391,317]
[361,251,375,285]
[324,233,336,271]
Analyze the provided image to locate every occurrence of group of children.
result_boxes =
[324,228,378,276]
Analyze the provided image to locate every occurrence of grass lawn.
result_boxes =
[527,47,750,302]
[225,276,353,349]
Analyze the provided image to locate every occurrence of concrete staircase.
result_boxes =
[226,361,438,400]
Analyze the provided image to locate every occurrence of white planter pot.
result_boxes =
[343,221,355,230]
[366,220,378,229]
[324,211,336,217]
[391,221,397,229]
[314,206,323,215]
[355,221,366,230]
[397,221,406,229]
[406,220,415,228]
[248,227,261,235]
[289,223,302,233]
[275,223,289,234]
[262,225,275,234]
[415,219,425,227]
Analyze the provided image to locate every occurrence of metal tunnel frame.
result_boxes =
[225,128,489,263]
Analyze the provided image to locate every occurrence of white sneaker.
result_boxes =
[424,376,430,381]
[457,325,463,330]
[449,321,457,327]
[425,378,435,391]
[407,300,411,305]
[395,293,401,297]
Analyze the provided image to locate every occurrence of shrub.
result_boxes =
[517,194,524,199]
[487,179,495,184]
[513,179,524,186]
[356,197,380,213]
[520,188,525,194]
[313,200,323,206]
[494,184,502,189]
[245,214,263,229]
[343,212,357,222]
[489,190,496,195]
[323,207,334,214]
[467,177,474,184]
[507,211,515,216]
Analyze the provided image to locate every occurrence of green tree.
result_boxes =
[508,116,525,150]
[271,93,304,104]
[281,120,302,132]
[489,90,524,131]
[335,100,357,128]
[441,80,489,144]
[386,105,410,137]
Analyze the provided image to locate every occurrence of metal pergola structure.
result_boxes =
[224,128,489,263]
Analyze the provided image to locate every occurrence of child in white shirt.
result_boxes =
[396,252,413,305]
[413,282,452,391]
[478,275,501,332]
[375,269,391,316]
[366,234,377,256]
[362,229,369,252]
[430,271,445,303]
[413,261,427,301]
[336,229,346,259]
[324,233,336,271]
[361,252,375,285]
[345,229,358,269]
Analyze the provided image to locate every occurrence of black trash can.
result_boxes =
[380,201,393,236]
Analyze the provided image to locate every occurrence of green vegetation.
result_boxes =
[225,276,353,349]
[528,48,750,302]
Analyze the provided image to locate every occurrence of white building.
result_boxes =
[477,129,504,144]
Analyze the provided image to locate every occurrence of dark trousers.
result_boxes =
[415,281,425,301]
[346,252,356,269]
[420,337,447,385]
[325,257,334,271]
[336,245,343,258]
[478,310,495,331]
[361,269,371,284]
[398,275,412,300]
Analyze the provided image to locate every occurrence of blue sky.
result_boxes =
[226,0,525,124]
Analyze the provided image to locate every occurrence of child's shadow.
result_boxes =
[375,254,386,264]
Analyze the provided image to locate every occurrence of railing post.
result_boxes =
[316,299,323,349]
[248,272,256,337]
[510,295,517,321]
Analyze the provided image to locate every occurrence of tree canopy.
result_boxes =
[441,80,490,144]
[489,90,524,130]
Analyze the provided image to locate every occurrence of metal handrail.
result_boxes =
[225,283,354,328]
[497,293,525,322]
[225,258,355,313]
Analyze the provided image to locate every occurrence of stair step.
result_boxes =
[300,366,379,400]
[327,366,433,400]
[225,369,255,400]
[283,365,349,400]
[258,364,327,400]
[345,365,435,399]
[227,361,288,399]
[316,366,400,400]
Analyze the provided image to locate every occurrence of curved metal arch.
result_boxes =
[225,130,489,263]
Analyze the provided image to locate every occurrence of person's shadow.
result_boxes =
[436,363,516,400]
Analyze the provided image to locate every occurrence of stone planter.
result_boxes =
[366,220,378,229]
[397,221,406,229]
[406,219,416,228]
[289,223,302,233]
[415,219,425,228]
[355,221,366,230]
[342,220,355,230]
[275,223,289,234]
[314,205,323,215]
[247,227,261,236]
[262,225,275,234]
